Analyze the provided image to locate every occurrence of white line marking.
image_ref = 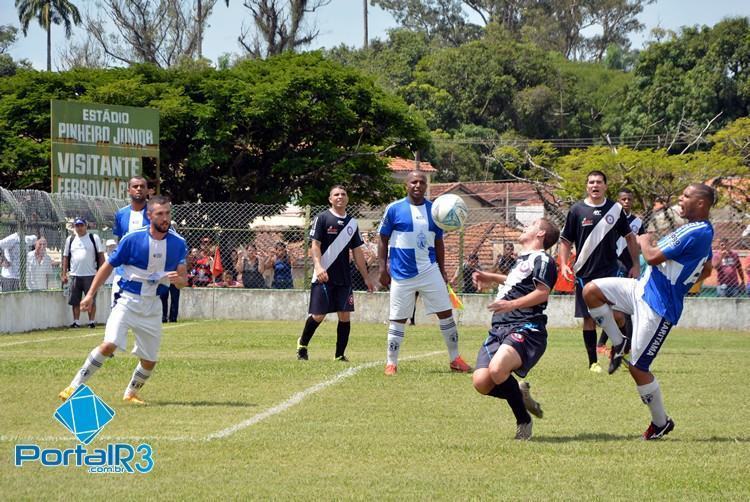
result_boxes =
[0,322,198,347]
[206,351,443,441]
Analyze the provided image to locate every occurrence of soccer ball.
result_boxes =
[431,194,468,232]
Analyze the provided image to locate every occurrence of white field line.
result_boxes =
[0,322,198,348]
[205,350,443,441]
[0,350,444,444]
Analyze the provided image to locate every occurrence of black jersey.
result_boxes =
[310,209,363,286]
[561,199,632,280]
[491,250,557,328]
[616,213,645,270]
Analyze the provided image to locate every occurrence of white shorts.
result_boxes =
[591,277,674,372]
[389,266,452,320]
[104,292,163,362]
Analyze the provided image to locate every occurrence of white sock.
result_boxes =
[386,322,405,366]
[588,304,624,346]
[70,348,107,387]
[439,316,460,361]
[125,363,152,397]
[637,379,667,426]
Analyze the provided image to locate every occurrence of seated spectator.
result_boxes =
[236,243,267,288]
[209,271,242,288]
[26,236,53,290]
[264,241,293,289]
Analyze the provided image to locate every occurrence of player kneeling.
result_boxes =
[471,218,559,440]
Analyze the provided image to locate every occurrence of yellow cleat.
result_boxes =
[58,386,76,402]
[589,362,603,374]
[122,393,147,405]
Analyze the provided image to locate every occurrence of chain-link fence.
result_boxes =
[2,186,749,297]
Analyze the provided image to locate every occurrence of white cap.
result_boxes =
[105,239,117,247]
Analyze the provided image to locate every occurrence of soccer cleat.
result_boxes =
[608,339,629,374]
[589,362,603,374]
[88,322,96,329]
[518,381,543,418]
[514,420,533,440]
[58,385,76,402]
[384,363,397,376]
[296,346,309,361]
[642,417,675,440]
[123,393,147,405]
[335,355,349,362]
[69,322,80,329]
[449,355,472,373]
[596,344,608,355]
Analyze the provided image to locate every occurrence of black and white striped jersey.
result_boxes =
[491,250,557,328]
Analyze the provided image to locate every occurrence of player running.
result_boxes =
[471,218,560,440]
[59,196,188,405]
[583,183,715,439]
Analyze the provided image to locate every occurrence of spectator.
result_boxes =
[61,218,105,328]
[209,271,242,288]
[104,239,117,286]
[265,241,293,289]
[713,238,745,297]
[495,242,517,275]
[236,244,266,288]
[0,232,37,291]
[451,253,481,294]
[26,237,53,290]
[191,249,213,287]
[185,248,198,287]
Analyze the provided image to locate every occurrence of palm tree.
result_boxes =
[16,0,82,71]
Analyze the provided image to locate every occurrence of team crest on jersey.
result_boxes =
[582,218,594,226]
[605,214,615,224]
[511,332,525,343]
[416,230,427,250]
[518,261,531,274]
[347,226,353,236]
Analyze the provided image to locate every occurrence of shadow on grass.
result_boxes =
[150,400,257,408]
[532,433,636,442]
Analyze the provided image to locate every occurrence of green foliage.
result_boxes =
[0,53,431,205]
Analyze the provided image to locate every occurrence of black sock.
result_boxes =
[583,329,597,365]
[487,375,531,424]
[299,316,321,347]
[335,321,351,358]
[597,331,608,346]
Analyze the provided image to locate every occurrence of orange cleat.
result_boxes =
[384,364,397,376]
[449,355,472,373]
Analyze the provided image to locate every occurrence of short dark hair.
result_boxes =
[329,185,347,195]
[147,195,170,209]
[587,170,607,184]
[618,187,633,196]
[128,176,147,188]
[539,218,560,250]
[690,183,716,207]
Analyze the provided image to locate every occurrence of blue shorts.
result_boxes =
[308,282,354,315]
[475,323,547,378]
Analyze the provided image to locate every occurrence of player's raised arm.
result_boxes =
[638,233,667,266]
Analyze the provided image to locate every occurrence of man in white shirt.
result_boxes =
[0,232,37,291]
[62,218,105,328]
[26,237,53,290]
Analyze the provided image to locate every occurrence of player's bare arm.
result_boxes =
[558,238,573,280]
[377,234,390,287]
[435,238,448,283]
[473,270,508,290]
[80,261,114,312]
[167,263,189,289]
[638,233,668,266]
[311,239,328,283]
[487,282,551,313]
[352,246,374,292]
[625,232,641,278]
[697,261,713,283]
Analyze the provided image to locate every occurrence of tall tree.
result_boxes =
[238,0,331,59]
[15,0,81,71]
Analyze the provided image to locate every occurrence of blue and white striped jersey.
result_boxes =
[113,205,149,239]
[641,220,713,324]
[378,198,443,280]
[108,227,187,297]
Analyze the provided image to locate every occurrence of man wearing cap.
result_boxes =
[62,218,105,328]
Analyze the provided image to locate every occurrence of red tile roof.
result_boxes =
[389,157,437,172]
[431,181,552,205]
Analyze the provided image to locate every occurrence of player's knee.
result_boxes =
[472,369,493,394]
[582,282,601,305]
[311,314,325,323]
[488,364,510,386]
[98,342,117,356]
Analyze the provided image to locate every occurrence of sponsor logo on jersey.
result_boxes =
[582,218,594,226]
[593,210,602,216]
[327,226,338,235]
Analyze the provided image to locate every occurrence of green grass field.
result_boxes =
[1,320,749,500]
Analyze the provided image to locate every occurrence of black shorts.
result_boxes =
[308,282,354,315]
[475,323,547,378]
[68,275,94,306]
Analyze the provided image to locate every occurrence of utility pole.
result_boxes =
[363,0,369,49]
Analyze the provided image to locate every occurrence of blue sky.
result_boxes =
[1,0,747,70]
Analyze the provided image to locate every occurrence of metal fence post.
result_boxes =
[456,227,465,294]
[302,204,311,291]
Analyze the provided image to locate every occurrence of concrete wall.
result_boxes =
[1,288,748,333]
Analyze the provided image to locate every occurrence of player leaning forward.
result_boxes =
[59,196,188,404]
[378,170,472,375]
[584,183,715,440]
[471,218,560,440]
